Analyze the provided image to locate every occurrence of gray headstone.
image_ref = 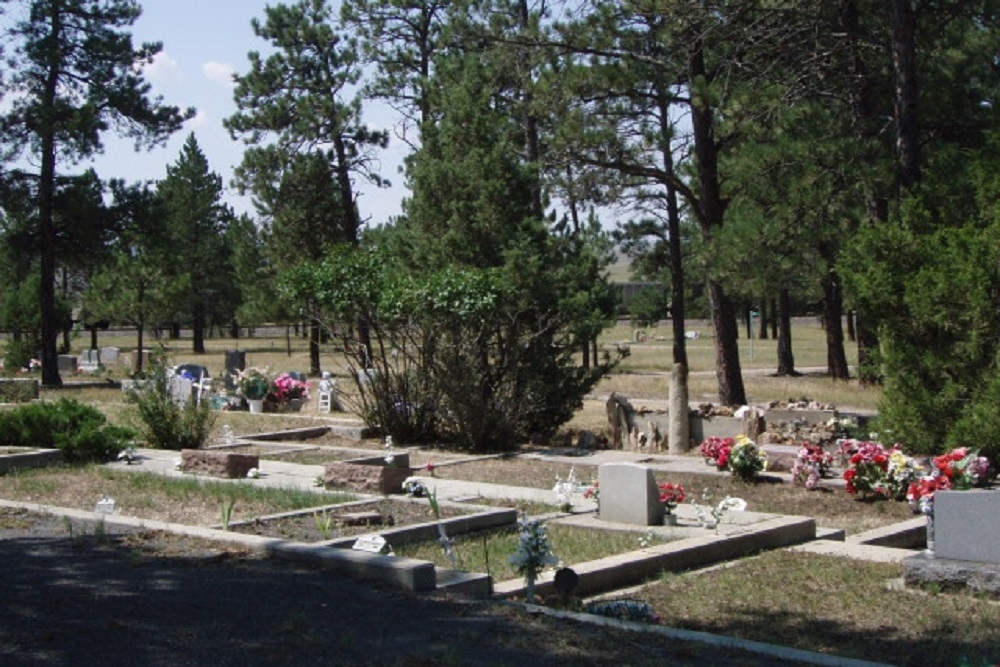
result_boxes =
[101,346,120,364]
[57,355,77,372]
[598,462,664,526]
[934,490,1000,565]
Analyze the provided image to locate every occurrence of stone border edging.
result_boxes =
[0,498,436,592]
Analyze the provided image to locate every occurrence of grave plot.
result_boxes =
[227,497,490,543]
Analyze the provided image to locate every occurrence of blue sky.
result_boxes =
[89,0,408,224]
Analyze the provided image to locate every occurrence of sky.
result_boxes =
[83,0,409,224]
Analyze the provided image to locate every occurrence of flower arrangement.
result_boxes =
[932,447,992,489]
[658,482,686,514]
[583,481,599,508]
[700,436,735,469]
[790,442,834,490]
[509,516,560,603]
[271,372,309,402]
[728,437,767,481]
[234,367,271,400]
[840,439,922,500]
[553,467,579,512]
[907,447,993,516]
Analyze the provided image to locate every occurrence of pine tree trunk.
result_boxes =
[823,272,851,380]
[776,288,798,376]
[708,279,747,406]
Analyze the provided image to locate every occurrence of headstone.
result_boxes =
[79,349,101,373]
[224,350,246,390]
[57,355,77,373]
[605,393,634,449]
[934,490,1000,565]
[101,346,120,364]
[168,375,193,405]
[598,462,664,526]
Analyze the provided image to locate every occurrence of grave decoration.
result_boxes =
[700,435,768,481]
[234,367,271,413]
[552,466,580,512]
[790,442,834,489]
[905,446,993,550]
[658,483,685,525]
[841,439,925,500]
[509,516,559,604]
[690,490,746,530]
[269,372,310,411]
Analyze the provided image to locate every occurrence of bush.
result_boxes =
[0,398,132,463]
[126,363,216,450]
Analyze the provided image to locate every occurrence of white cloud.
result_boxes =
[203,61,236,89]
[143,51,182,85]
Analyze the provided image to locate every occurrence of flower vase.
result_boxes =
[248,398,264,414]
[663,513,678,527]
[926,513,935,553]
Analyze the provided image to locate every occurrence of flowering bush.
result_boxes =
[728,438,767,481]
[271,373,310,402]
[234,367,271,400]
[840,439,922,500]
[658,483,686,514]
[790,443,834,490]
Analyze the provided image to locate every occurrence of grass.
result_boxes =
[393,523,668,583]
[638,550,1000,667]
[0,464,355,526]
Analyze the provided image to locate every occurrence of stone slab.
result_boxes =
[57,355,77,373]
[180,449,259,479]
[934,490,1000,564]
[790,540,916,564]
[598,463,663,526]
[0,448,63,474]
[847,517,926,550]
[325,460,411,495]
[904,552,1000,597]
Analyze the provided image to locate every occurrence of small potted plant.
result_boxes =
[270,372,310,412]
[658,482,686,525]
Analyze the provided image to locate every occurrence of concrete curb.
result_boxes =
[0,498,437,592]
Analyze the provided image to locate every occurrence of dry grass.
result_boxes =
[431,455,914,535]
[0,465,352,527]
[640,550,1000,667]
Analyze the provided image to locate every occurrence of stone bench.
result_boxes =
[180,449,259,479]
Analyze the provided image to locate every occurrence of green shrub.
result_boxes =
[126,364,216,450]
[0,398,132,462]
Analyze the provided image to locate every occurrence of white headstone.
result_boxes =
[101,347,120,364]
[168,375,193,406]
[598,462,664,526]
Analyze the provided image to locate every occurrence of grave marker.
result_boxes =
[598,462,664,526]
[933,490,1000,565]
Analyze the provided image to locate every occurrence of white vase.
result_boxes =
[248,398,264,414]
[663,513,678,526]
